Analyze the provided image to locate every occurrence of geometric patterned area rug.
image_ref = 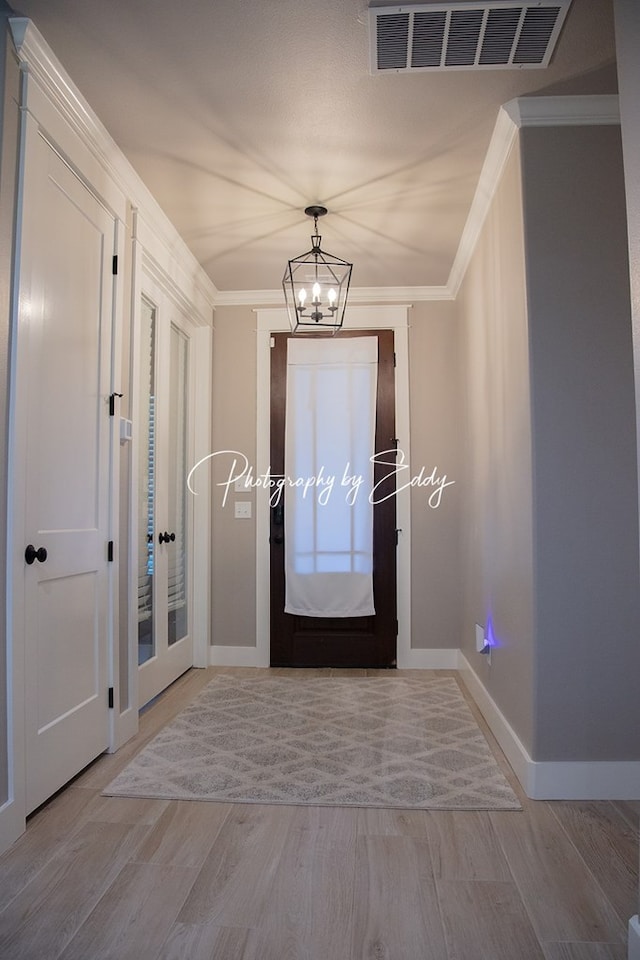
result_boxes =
[103,675,521,810]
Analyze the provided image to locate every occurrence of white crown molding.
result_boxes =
[140,246,213,328]
[447,93,621,297]
[504,94,621,128]
[447,104,520,298]
[213,284,452,308]
[8,17,217,316]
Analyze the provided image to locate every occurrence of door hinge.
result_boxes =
[108,687,114,709]
[393,352,396,367]
[109,392,123,416]
[112,255,118,275]
[107,540,114,561]
[395,528,402,546]
[395,619,399,636]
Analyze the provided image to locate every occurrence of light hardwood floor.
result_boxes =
[0,667,637,960]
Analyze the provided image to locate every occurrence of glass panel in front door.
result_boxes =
[167,323,189,646]
[137,297,156,665]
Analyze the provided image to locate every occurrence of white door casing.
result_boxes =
[135,268,196,707]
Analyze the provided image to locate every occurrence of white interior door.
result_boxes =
[137,287,194,706]
[19,133,114,813]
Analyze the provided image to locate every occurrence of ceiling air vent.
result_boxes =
[369,0,572,73]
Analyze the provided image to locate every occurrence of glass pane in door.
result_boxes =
[167,323,188,646]
[138,298,156,665]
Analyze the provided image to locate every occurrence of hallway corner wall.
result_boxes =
[457,136,536,757]
[523,122,640,762]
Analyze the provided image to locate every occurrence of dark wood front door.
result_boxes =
[270,330,397,668]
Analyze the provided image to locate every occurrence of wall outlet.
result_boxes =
[475,622,492,664]
[234,501,252,519]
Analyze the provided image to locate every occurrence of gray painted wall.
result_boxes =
[209,301,463,654]
[458,139,536,754]
[409,300,462,650]
[522,124,640,761]
[210,305,258,648]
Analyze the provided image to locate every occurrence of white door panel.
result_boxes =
[21,134,113,813]
[136,286,194,707]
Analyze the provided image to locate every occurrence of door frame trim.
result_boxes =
[255,306,411,668]
[132,247,211,707]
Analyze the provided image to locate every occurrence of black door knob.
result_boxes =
[25,544,47,565]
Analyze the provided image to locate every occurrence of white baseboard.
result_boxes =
[209,645,269,667]
[529,760,640,800]
[629,916,640,960]
[209,645,460,670]
[458,652,533,793]
[459,652,640,800]
[397,647,461,669]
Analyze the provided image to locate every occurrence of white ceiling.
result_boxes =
[10,0,617,294]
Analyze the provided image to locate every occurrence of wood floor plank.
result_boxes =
[0,785,97,912]
[247,805,357,960]
[542,942,628,960]
[84,795,170,826]
[0,821,149,960]
[425,810,513,881]
[58,862,199,960]
[132,800,232,867]
[548,801,638,925]
[357,806,430,838]
[350,835,446,960]
[176,803,295,927]
[491,802,626,943]
[297,803,360,847]
[156,922,255,960]
[609,800,640,831]
[437,878,545,959]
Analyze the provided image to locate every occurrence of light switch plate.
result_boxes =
[235,501,252,519]
[234,476,251,492]
[119,417,133,443]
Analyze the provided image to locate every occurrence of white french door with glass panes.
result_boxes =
[137,281,194,706]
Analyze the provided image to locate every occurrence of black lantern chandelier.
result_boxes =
[283,205,352,334]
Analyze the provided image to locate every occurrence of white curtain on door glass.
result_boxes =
[284,336,378,617]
